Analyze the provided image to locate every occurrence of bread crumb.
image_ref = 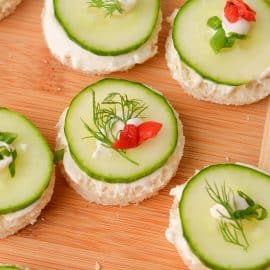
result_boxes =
[95,261,101,270]
[44,60,48,64]
[225,156,230,162]
[246,115,250,121]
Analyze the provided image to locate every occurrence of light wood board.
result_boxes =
[0,0,269,269]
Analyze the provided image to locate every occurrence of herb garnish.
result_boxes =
[82,90,148,165]
[206,181,268,250]
[0,132,18,177]
[87,0,124,17]
[54,149,65,164]
[207,16,246,53]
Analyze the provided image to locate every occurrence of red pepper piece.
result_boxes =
[112,124,138,149]
[225,0,256,23]
[138,121,163,145]
[225,1,240,23]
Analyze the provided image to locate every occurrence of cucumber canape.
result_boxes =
[42,0,162,75]
[0,108,54,238]
[56,78,184,206]
[0,0,21,21]
[166,0,270,105]
[166,163,270,270]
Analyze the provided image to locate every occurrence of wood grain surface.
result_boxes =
[0,1,268,269]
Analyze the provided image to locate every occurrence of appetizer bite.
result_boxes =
[166,0,270,105]
[56,78,184,205]
[42,0,162,74]
[167,163,270,269]
[0,108,54,238]
[0,0,21,21]
[0,265,29,270]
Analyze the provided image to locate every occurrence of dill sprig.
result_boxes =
[87,0,124,17]
[0,131,18,177]
[206,181,268,251]
[81,89,148,165]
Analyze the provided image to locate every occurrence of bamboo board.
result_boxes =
[0,1,269,269]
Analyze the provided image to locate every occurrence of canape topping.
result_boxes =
[87,0,137,17]
[0,132,17,177]
[82,90,162,165]
[224,0,256,23]
[113,121,162,150]
[207,0,256,53]
[206,181,268,250]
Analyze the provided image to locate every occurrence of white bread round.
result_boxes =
[166,11,270,106]
[56,108,185,206]
[0,0,21,21]
[42,0,162,75]
[0,175,55,239]
[0,264,30,270]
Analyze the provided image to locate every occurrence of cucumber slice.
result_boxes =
[65,78,178,183]
[0,267,21,270]
[54,0,160,56]
[173,0,270,85]
[180,164,270,270]
[0,108,53,214]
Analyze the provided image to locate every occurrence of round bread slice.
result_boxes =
[0,0,21,21]
[0,175,54,239]
[42,0,162,75]
[166,9,270,106]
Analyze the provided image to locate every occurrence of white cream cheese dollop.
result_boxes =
[210,195,249,220]
[222,15,250,36]
[118,0,137,13]
[0,142,13,172]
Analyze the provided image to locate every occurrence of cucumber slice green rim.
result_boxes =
[0,267,21,270]
[180,163,270,270]
[64,78,179,184]
[172,0,270,86]
[53,0,160,56]
[0,108,53,215]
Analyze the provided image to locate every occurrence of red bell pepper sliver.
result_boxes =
[224,0,256,23]
[138,121,163,145]
[112,121,163,150]
[112,124,138,150]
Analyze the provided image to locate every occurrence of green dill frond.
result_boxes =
[87,0,124,17]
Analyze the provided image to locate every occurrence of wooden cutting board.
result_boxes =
[0,1,269,269]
